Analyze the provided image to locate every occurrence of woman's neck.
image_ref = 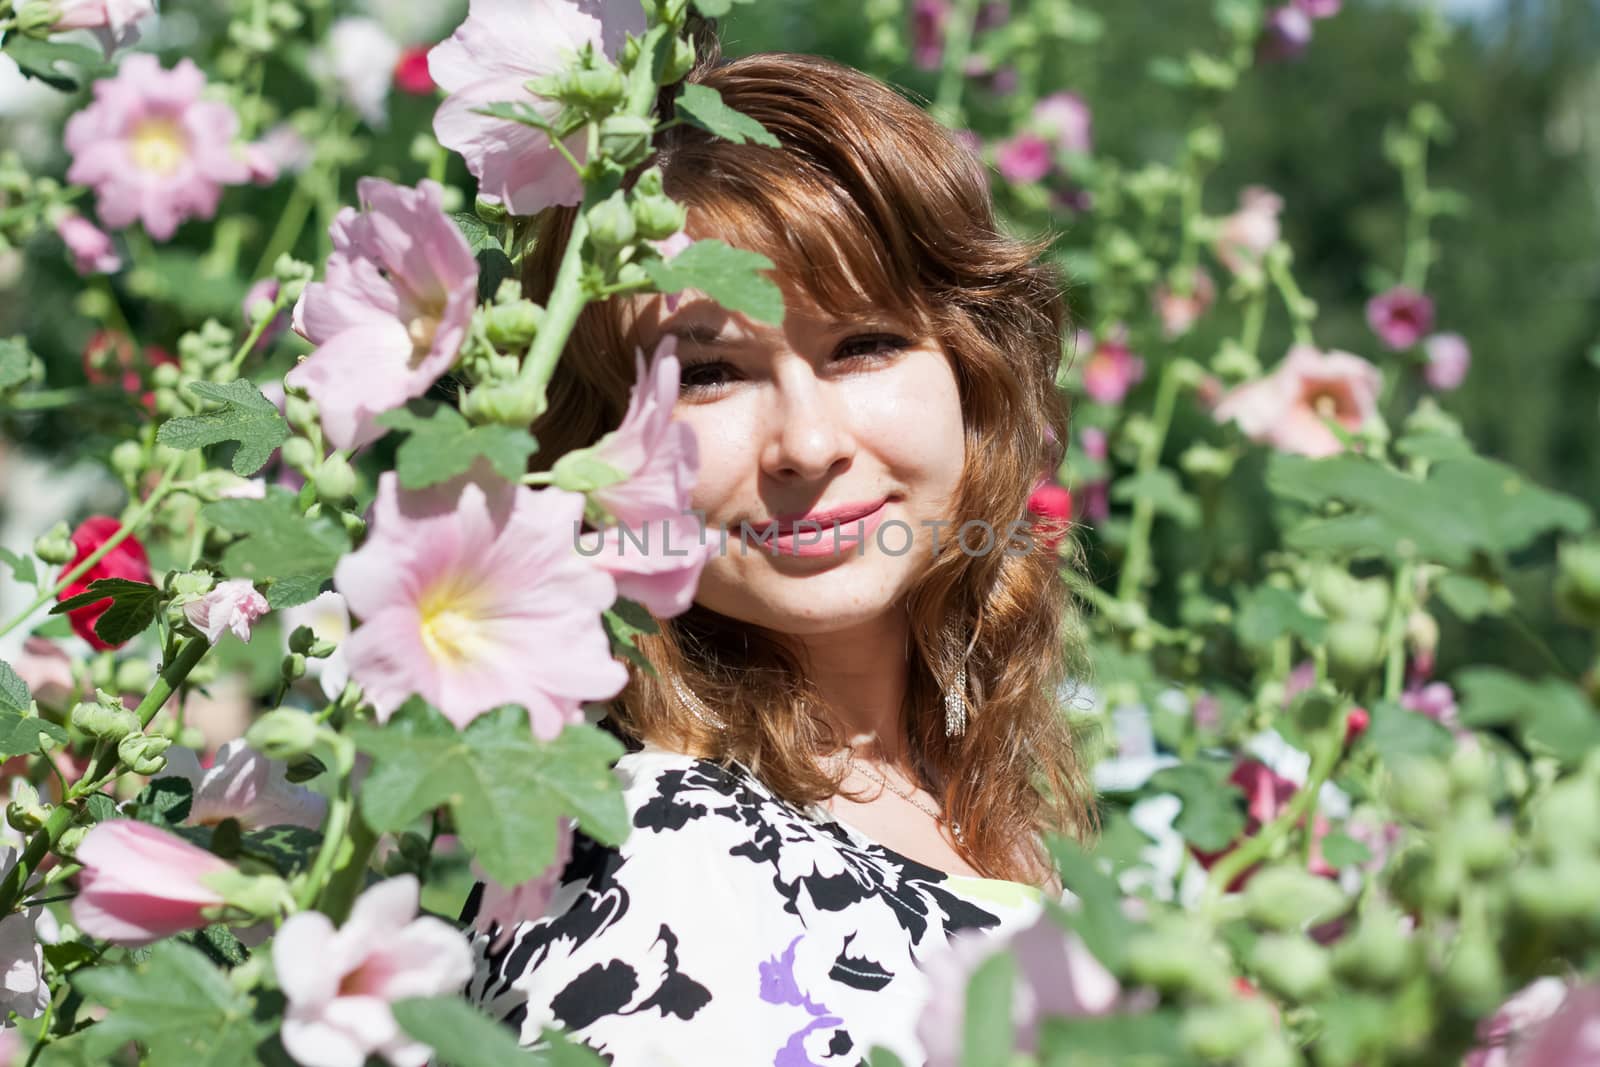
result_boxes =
[790,609,913,765]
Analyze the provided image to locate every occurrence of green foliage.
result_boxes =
[392,996,607,1066]
[643,239,786,324]
[1457,668,1600,767]
[0,660,29,714]
[376,401,540,489]
[674,83,781,147]
[1144,762,1247,852]
[961,950,1016,1067]
[1,36,109,91]
[50,577,162,645]
[157,380,291,477]
[0,336,33,391]
[201,489,350,606]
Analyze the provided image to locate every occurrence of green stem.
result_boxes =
[1239,284,1268,359]
[226,290,292,376]
[23,988,56,1067]
[1115,361,1193,602]
[296,792,352,912]
[3,388,138,411]
[316,807,378,925]
[933,0,982,127]
[1400,142,1431,291]
[250,179,314,282]
[1381,562,1415,702]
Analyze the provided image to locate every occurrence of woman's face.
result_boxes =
[625,279,966,638]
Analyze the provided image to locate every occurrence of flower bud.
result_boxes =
[569,64,625,113]
[1332,900,1415,988]
[1510,857,1600,925]
[1178,442,1235,480]
[338,510,366,541]
[71,693,140,742]
[1447,738,1492,796]
[631,193,687,242]
[280,436,319,473]
[281,652,307,682]
[272,253,314,289]
[663,35,696,83]
[599,115,656,168]
[551,447,629,494]
[1186,123,1225,165]
[460,380,546,427]
[1243,866,1348,931]
[55,825,88,859]
[287,624,336,659]
[4,781,47,834]
[313,454,357,503]
[1387,758,1451,824]
[1213,340,1261,383]
[1250,933,1331,1000]
[32,521,74,565]
[110,440,146,481]
[483,300,546,349]
[246,708,321,761]
[1442,928,1502,1016]
[116,733,171,776]
[1327,618,1384,680]
[1123,917,1230,998]
[585,191,636,258]
[112,658,153,694]
[474,195,507,225]
[1181,999,1274,1061]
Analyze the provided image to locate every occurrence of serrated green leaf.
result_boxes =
[1234,584,1327,651]
[50,577,161,645]
[266,572,326,610]
[128,777,193,827]
[202,488,350,587]
[0,660,28,715]
[157,379,290,477]
[643,239,785,325]
[452,213,504,256]
[0,712,59,759]
[1110,468,1200,527]
[2,36,109,92]
[675,82,780,148]
[83,792,118,824]
[392,996,556,1067]
[0,336,33,391]
[1145,761,1247,853]
[0,547,38,586]
[352,702,627,885]
[376,402,539,489]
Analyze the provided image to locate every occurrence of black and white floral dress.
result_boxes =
[460,739,1048,1067]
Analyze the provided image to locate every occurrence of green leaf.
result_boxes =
[2,36,108,92]
[70,942,270,1066]
[202,488,350,587]
[452,213,504,256]
[0,547,38,586]
[1145,761,1247,853]
[602,604,658,675]
[0,710,66,758]
[83,792,118,824]
[50,577,162,645]
[0,660,29,714]
[1110,469,1200,527]
[157,380,291,477]
[1040,1010,1188,1065]
[0,336,33,391]
[351,702,628,885]
[864,1049,908,1067]
[675,82,780,148]
[376,402,539,489]
[1457,669,1600,768]
[1359,699,1455,760]
[1045,834,1135,973]
[265,573,326,610]
[127,777,194,827]
[643,239,785,326]
[961,950,1016,1067]
[238,825,323,877]
[392,996,574,1067]
[1234,584,1327,651]
[1319,832,1372,869]
[1433,573,1510,620]
[189,924,247,968]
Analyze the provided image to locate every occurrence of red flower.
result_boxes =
[1190,758,1336,892]
[1026,479,1073,551]
[1343,706,1370,745]
[82,331,178,412]
[393,47,436,95]
[59,516,151,650]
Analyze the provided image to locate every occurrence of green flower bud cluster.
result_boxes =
[287,625,338,660]
[32,521,74,565]
[117,733,171,776]
[1309,566,1391,683]
[71,689,140,743]
[272,254,314,305]
[5,780,48,834]
[461,379,547,427]
[177,319,238,377]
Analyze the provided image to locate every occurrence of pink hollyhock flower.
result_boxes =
[1295,0,1342,17]
[1214,186,1283,280]
[1153,267,1216,339]
[313,18,401,128]
[578,341,711,616]
[274,875,474,1067]
[59,515,151,651]
[1032,91,1092,155]
[56,214,120,275]
[281,590,352,702]
[1284,659,1318,701]
[917,910,1121,1067]
[911,0,950,70]
[1025,479,1072,551]
[471,818,574,951]
[13,637,78,709]
[72,820,235,947]
[951,128,983,158]
[243,277,289,352]
[1422,331,1471,391]
[158,739,328,831]
[393,46,436,95]
[1400,680,1470,741]
[1212,344,1382,458]
[184,578,269,645]
[1078,327,1146,406]
[334,461,628,735]
[252,123,315,177]
[995,132,1052,184]
[1366,285,1435,350]
[1258,5,1314,63]
[50,0,155,58]
[429,0,644,216]
[287,177,476,450]
[1076,427,1110,524]
[1190,758,1336,891]
[65,55,252,242]
[1466,977,1571,1067]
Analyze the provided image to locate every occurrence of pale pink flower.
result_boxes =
[471,818,574,951]
[1076,427,1109,524]
[312,18,401,129]
[56,214,120,275]
[64,55,252,242]
[50,0,155,58]
[1078,327,1146,406]
[0,848,48,1022]
[917,910,1121,1067]
[1366,285,1435,350]
[1258,5,1314,63]
[334,462,628,735]
[157,739,328,830]
[1284,659,1318,701]
[1153,267,1216,339]
[281,590,352,702]
[72,820,235,947]
[184,577,269,645]
[1212,344,1382,458]
[275,875,474,1067]
[1422,331,1471,391]
[286,177,476,449]
[1214,186,1283,280]
[1295,0,1342,17]
[252,123,315,176]
[911,0,950,70]
[1032,91,1092,155]
[580,340,711,618]
[1400,680,1470,742]
[429,0,645,216]
[1465,977,1570,1067]
[12,636,78,709]
[995,132,1052,184]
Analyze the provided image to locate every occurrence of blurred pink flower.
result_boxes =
[0,847,49,1022]
[72,821,234,947]
[1079,327,1146,405]
[911,0,950,70]
[1258,5,1314,63]
[996,132,1052,184]
[313,18,400,128]
[1213,186,1283,280]
[1366,286,1435,350]
[918,910,1121,1067]
[50,0,155,57]
[65,56,252,242]
[1400,680,1468,740]
[429,0,644,216]
[1295,0,1342,17]
[1422,331,1471,391]
[56,214,120,275]
[334,461,628,736]
[471,818,574,951]
[1032,91,1092,155]
[581,340,711,618]
[12,637,78,709]
[1153,267,1216,339]
[158,739,328,830]
[1465,978,1570,1067]
[951,128,983,157]
[184,578,269,645]
[1212,343,1382,458]
[1191,758,1336,891]
[1076,427,1110,524]
[243,278,289,352]
[287,177,476,449]
[275,875,473,1067]
[1284,659,1318,701]
[252,123,314,176]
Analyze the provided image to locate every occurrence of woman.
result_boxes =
[460,29,1097,1067]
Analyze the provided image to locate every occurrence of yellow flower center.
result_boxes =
[407,313,441,362]
[418,582,489,667]
[128,118,188,176]
[1312,393,1340,419]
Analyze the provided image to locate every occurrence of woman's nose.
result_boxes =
[758,367,853,482]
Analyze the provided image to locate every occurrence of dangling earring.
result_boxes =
[669,672,728,731]
[943,621,970,738]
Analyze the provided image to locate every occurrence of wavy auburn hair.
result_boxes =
[519,34,1096,886]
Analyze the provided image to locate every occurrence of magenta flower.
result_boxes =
[1076,427,1110,524]
[334,462,628,736]
[65,55,252,242]
[184,578,269,645]
[1213,344,1382,458]
[158,739,328,831]
[1153,267,1216,339]
[286,177,476,450]
[1400,680,1462,730]
[996,132,1052,184]
[911,0,951,70]
[471,817,574,951]
[917,910,1121,1067]
[72,821,235,947]
[56,214,120,275]
[1032,92,1092,155]
[50,0,155,57]
[1421,332,1471,391]
[581,341,711,618]
[275,875,474,1067]
[1214,186,1283,280]
[1078,327,1146,406]
[429,0,644,216]
[1295,0,1342,17]
[1258,5,1314,63]
[1365,285,1435,350]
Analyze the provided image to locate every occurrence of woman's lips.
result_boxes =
[753,498,891,536]
[763,499,892,558]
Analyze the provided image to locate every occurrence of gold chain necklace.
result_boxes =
[821,752,965,847]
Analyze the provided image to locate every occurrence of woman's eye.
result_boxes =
[835,333,911,360]
[677,335,909,399]
[679,361,733,396]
